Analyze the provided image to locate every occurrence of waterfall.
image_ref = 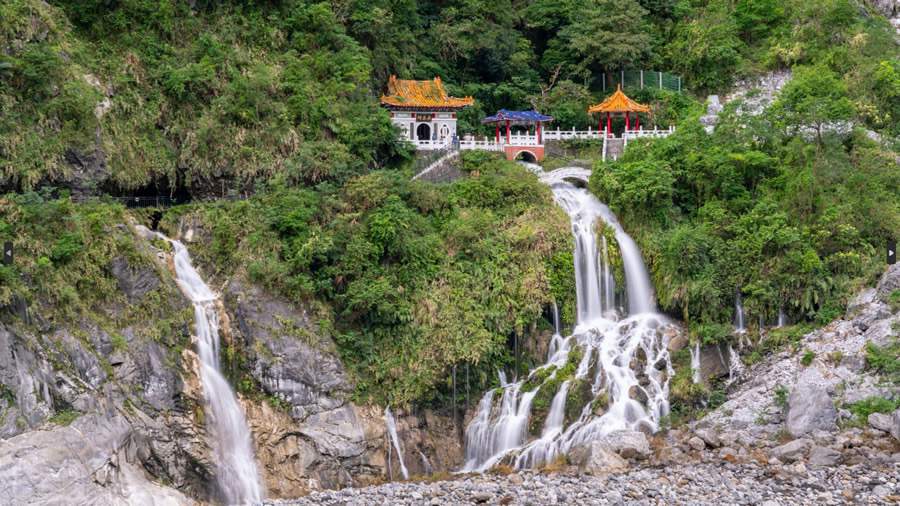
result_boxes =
[690,342,701,385]
[776,307,787,328]
[142,228,263,505]
[384,407,409,480]
[462,169,673,471]
[734,292,746,333]
[727,345,744,384]
[600,235,616,313]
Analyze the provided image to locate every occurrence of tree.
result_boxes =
[665,8,742,92]
[773,65,854,146]
[560,0,652,75]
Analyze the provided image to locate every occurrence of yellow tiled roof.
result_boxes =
[588,85,651,114]
[380,75,474,109]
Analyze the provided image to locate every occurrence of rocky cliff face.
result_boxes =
[0,219,465,504]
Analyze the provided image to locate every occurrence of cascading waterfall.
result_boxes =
[776,307,787,328]
[727,345,744,384]
[690,342,701,385]
[462,169,673,472]
[384,407,409,480]
[141,227,263,505]
[734,292,746,333]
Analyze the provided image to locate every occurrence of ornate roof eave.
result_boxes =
[380,75,475,109]
[588,84,651,114]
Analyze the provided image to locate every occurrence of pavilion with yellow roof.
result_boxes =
[381,76,474,147]
[588,84,651,135]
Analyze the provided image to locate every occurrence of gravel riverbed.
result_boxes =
[266,460,900,505]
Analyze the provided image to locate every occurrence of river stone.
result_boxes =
[808,446,842,467]
[596,430,651,459]
[570,441,629,475]
[786,382,837,437]
[770,438,812,462]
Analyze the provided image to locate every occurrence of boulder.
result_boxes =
[596,430,651,459]
[786,383,837,437]
[770,438,812,462]
[868,413,894,433]
[687,436,706,451]
[699,344,729,383]
[695,428,720,448]
[570,441,629,475]
[808,446,842,467]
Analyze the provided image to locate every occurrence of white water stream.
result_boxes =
[384,407,409,480]
[462,169,672,471]
[142,228,263,504]
[734,292,746,333]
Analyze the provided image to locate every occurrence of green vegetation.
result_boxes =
[865,339,900,382]
[774,385,789,408]
[164,155,573,405]
[844,396,900,426]
[800,349,816,367]
[48,408,80,426]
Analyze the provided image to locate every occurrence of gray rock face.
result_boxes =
[570,441,629,475]
[770,438,812,462]
[0,413,194,505]
[109,256,161,302]
[225,278,350,422]
[786,381,837,437]
[61,148,110,197]
[876,263,900,303]
[699,343,729,383]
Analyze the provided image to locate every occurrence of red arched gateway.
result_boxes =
[481,109,554,162]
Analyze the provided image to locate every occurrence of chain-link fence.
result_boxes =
[602,70,683,92]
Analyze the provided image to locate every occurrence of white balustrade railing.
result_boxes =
[406,125,675,153]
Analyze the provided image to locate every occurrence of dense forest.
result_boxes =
[2,0,899,407]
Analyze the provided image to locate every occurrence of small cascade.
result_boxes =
[551,301,561,335]
[141,228,263,504]
[384,407,409,480]
[462,169,673,472]
[690,342,701,384]
[600,235,616,313]
[776,307,787,328]
[734,292,746,333]
[727,345,745,384]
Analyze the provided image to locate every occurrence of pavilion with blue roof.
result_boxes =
[481,109,554,161]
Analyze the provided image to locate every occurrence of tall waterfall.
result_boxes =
[462,172,673,471]
[142,228,263,504]
[734,292,746,333]
[384,407,409,480]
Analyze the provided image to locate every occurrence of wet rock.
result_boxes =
[770,439,812,462]
[698,344,729,383]
[570,441,629,475]
[597,430,651,459]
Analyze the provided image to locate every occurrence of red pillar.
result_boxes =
[606,113,611,136]
[625,112,630,131]
[506,120,511,144]
[636,114,640,130]
[495,124,500,143]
